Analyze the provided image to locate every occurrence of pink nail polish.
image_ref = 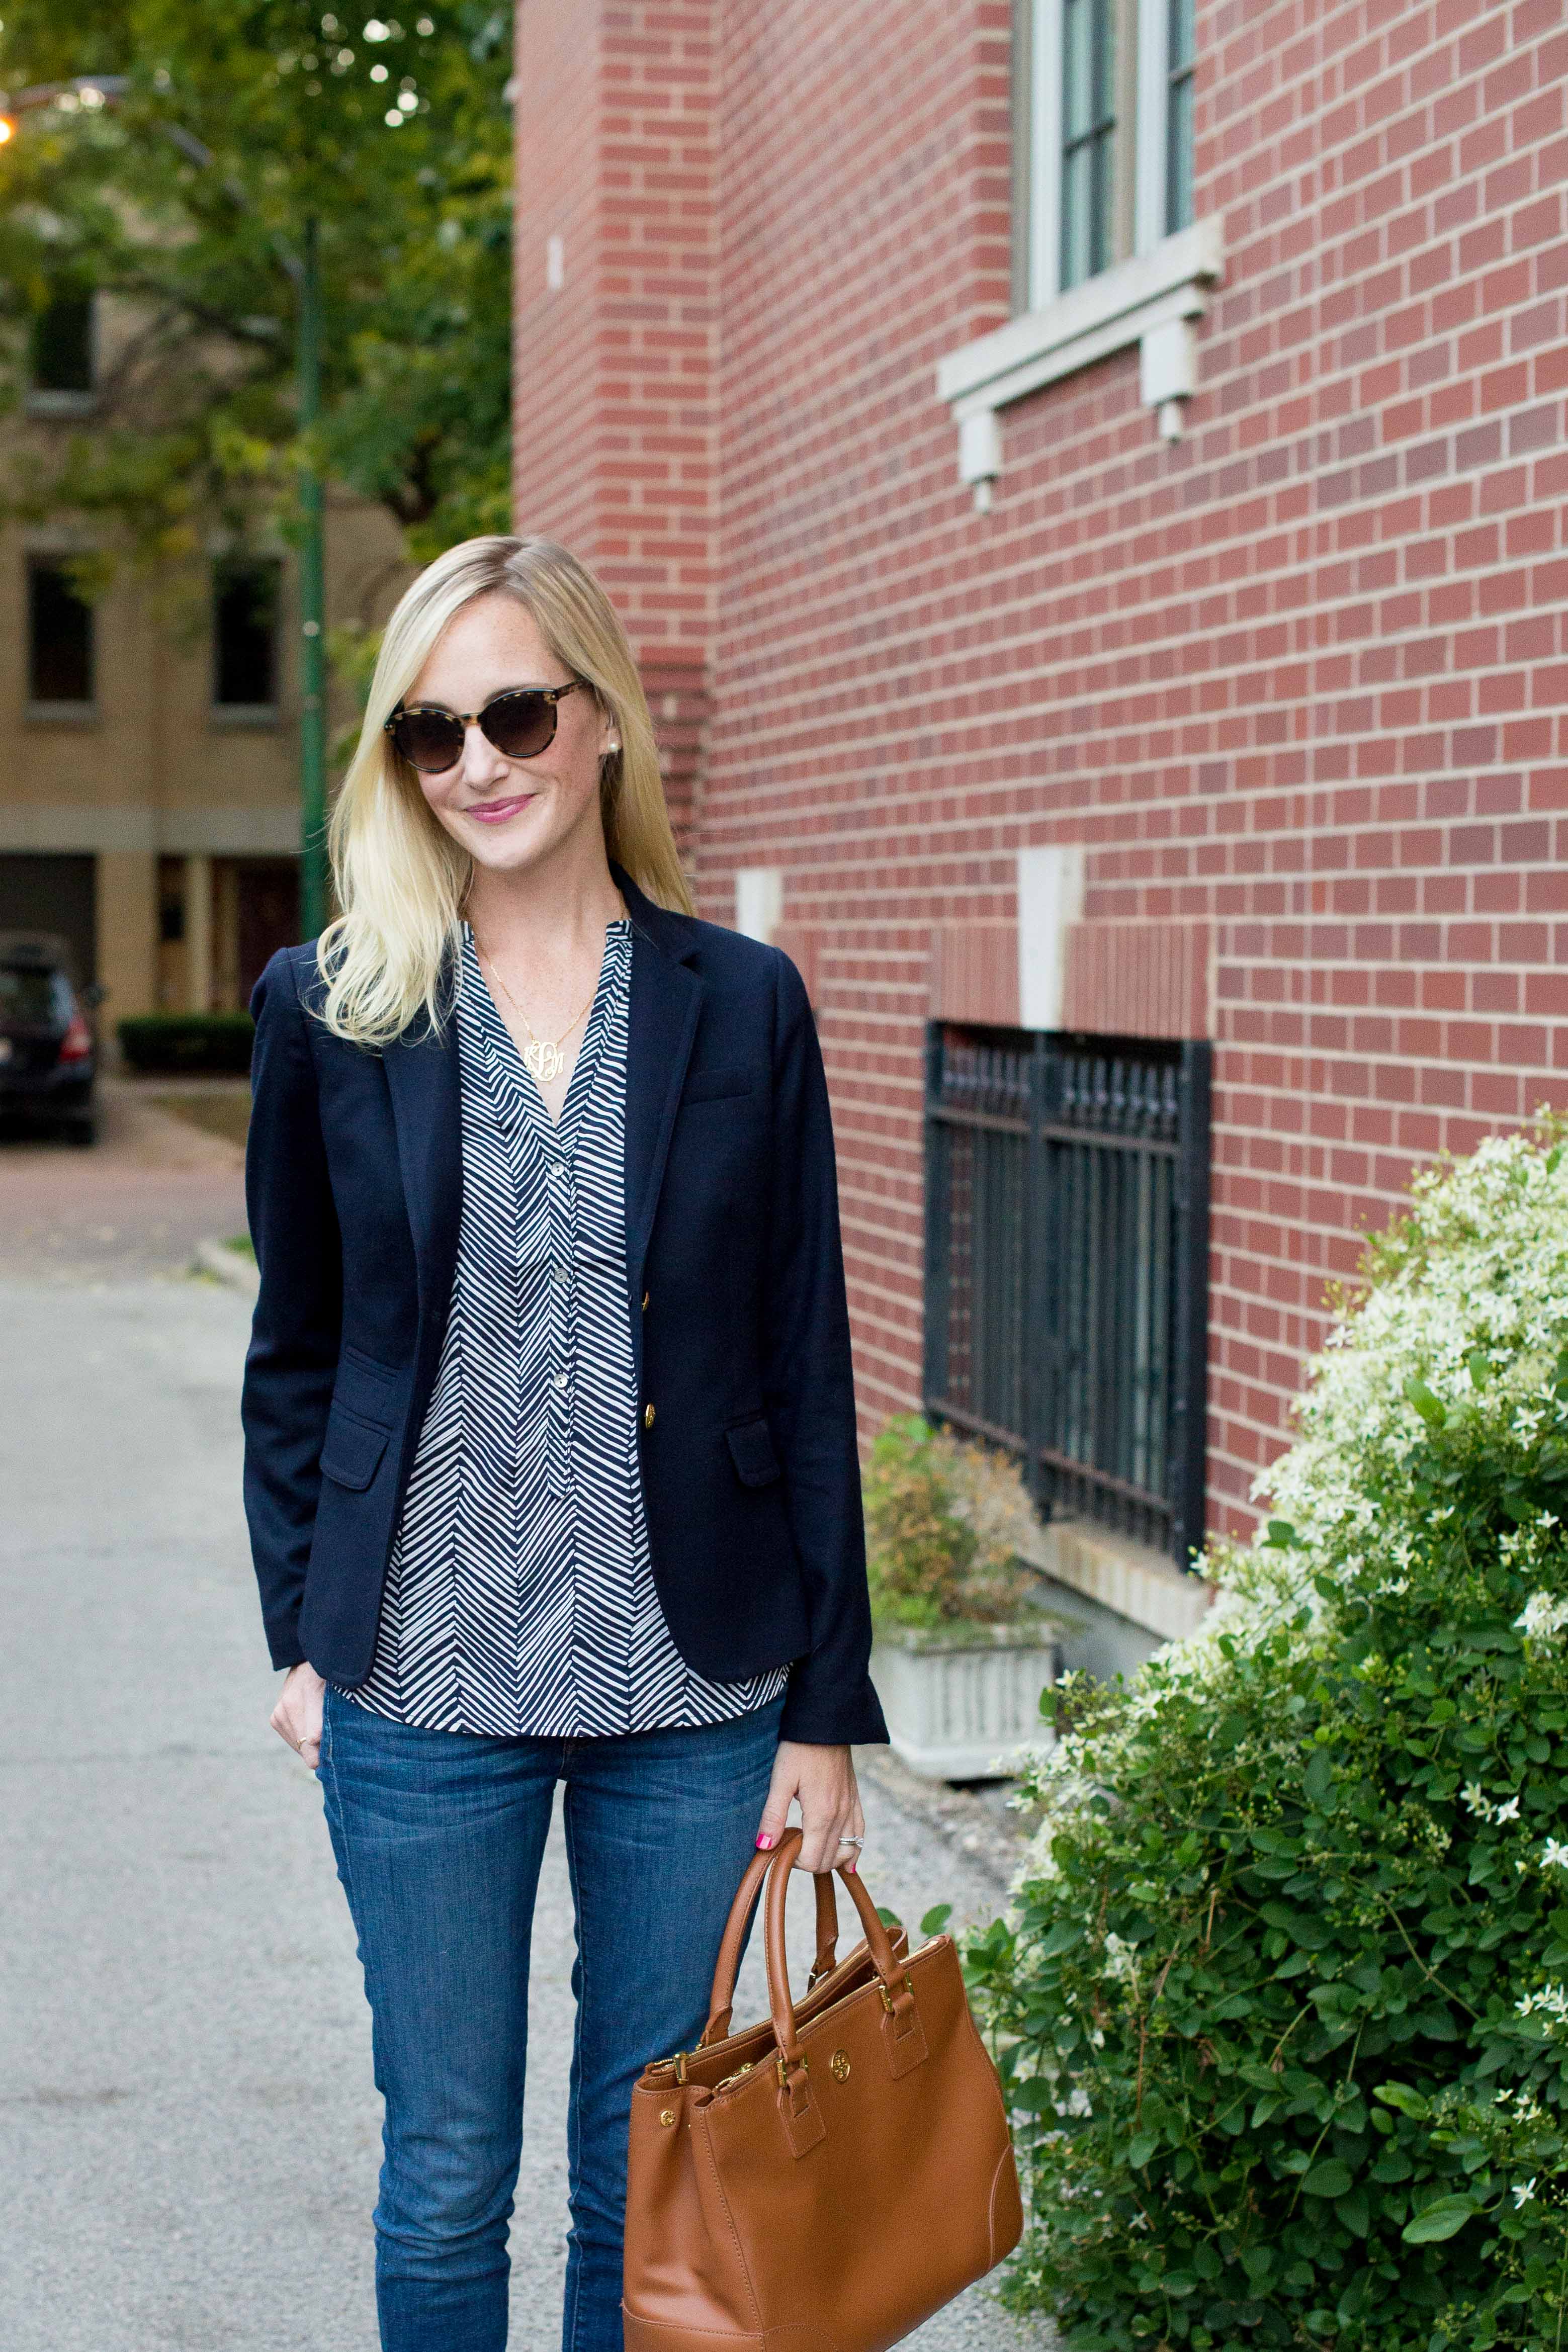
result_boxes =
[755,1833,776,1850]
[845,1859,857,1873]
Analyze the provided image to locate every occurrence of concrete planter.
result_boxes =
[870,1619,1064,1781]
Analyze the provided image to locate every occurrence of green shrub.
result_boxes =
[968,1129,1568,2350]
[118,1013,254,1074]
[862,1412,1042,1628]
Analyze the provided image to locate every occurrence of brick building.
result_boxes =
[513,0,1568,1641]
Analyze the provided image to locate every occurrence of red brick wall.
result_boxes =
[512,0,603,562]
[520,0,1568,1549]
[513,0,716,840]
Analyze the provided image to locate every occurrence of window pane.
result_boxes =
[1061,0,1117,290]
[1167,0,1195,232]
[0,966,70,1024]
[30,296,94,395]
[1092,131,1118,272]
[1094,0,1117,122]
[28,565,94,704]
[1167,71,1194,230]
[1063,0,1094,139]
[1061,142,1092,289]
[213,562,280,706]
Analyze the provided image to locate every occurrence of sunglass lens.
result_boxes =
[392,710,466,771]
[482,691,557,761]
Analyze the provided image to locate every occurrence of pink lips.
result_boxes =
[466,794,535,825]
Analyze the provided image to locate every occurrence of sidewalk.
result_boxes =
[0,1078,247,1281]
[0,1269,1057,2351]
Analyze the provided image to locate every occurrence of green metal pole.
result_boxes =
[297,213,328,939]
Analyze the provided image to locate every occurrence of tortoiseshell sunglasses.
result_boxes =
[384,678,586,773]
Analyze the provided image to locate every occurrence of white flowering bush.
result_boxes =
[965,1129,1568,2349]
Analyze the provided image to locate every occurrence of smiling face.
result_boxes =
[402,590,619,882]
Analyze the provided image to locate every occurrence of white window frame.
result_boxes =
[1026,0,1184,310]
[940,0,1219,506]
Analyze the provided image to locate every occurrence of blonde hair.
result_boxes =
[317,534,693,1047]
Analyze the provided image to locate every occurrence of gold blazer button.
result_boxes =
[643,1402,656,1429]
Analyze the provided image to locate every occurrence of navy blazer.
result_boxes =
[239,860,888,1748]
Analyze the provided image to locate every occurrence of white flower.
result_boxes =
[1100,1932,1140,1987]
[1461,1783,1495,1820]
[1517,1592,1568,1641]
[1517,1983,1568,2027]
[1513,2178,1538,2209]
[1496,1796,1522,1824]
[1542,1840,1568,1871]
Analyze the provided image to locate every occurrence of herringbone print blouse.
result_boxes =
[342,916,790,1737]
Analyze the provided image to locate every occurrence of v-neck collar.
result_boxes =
[459,919,631,1145]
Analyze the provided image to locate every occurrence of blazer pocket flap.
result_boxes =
[725,1415,782,1488]
[320,1405,391,1492]
[683,1065,753,1104]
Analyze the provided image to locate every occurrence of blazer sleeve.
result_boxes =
[762,949,888,1747]
[240,947,343,1672]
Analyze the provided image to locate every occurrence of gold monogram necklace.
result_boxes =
[478,951,593,1084]
[473,898,627,1085]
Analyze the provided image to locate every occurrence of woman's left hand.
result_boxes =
[754,1739,865,1873]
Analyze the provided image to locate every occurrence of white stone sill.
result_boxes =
[1016,1514,1215,1645]
[935,218,1225,496]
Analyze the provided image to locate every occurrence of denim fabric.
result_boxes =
[317,1682,785,2352]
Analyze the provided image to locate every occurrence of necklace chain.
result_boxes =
[473,897,628,1086]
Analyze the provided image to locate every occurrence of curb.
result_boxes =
[191,1236,259,1301]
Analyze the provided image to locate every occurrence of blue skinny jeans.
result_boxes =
[317,1682,785,2352]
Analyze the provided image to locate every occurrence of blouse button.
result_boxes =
[553,1371,568,1392]
[643,1402,656,1429]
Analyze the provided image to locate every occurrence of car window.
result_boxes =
[0,966,72,1024]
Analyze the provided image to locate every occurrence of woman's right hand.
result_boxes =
[271,1661,326,1768]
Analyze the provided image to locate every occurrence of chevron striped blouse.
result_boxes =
[341,916,791,1737]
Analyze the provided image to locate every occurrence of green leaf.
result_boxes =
[1374,2081,1432,2119]
[875,1905,903,1930]
[1302,2159,1354,2199]
[919,1902,953,1938]
[1265,1519,1299,1548]
[1403,1376,1448,1429]
[1127,2133,1157,2168]
[1402,2194,1480,2244]
[1260,1901,1334,1950]
[1303,1747,1335,1803]
[1036,1922,1084,1960]
[1335,2187,1370,2236]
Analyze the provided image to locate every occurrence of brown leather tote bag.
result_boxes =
[623,1825,1023,2352]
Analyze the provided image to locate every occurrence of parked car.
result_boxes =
[0,931,101,1146]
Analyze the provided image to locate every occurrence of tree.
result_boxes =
[0,0,512,583]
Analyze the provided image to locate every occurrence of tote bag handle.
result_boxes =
[762,1827,903,2076]
[701,1839,841,2046]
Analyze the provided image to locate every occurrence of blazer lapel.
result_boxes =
[615,860,703,1282]
[383,972,463,1342]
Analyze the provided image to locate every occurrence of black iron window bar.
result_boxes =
[922,1023,1211,1569]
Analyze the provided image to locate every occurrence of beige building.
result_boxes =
[0,289,410,1034]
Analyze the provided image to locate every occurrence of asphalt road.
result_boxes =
[0,1123,1056,2350]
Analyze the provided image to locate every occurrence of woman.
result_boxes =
[240,534,888,2352]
